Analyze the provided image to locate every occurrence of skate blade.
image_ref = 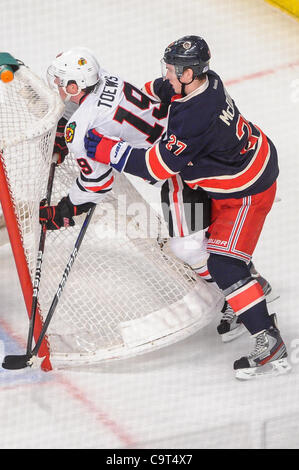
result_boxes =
[235,358,292,380]
[221,324,247,343]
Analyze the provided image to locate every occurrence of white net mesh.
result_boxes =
[0,63,221,367]
[39,160,222,366]
[0,66,64,274]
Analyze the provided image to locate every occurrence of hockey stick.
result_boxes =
[26,154,59,355]
[1,153,58,370]
[2,204,96,370]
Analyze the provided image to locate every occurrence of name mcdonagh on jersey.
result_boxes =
[219,88,235,126]
[97,75,119,108]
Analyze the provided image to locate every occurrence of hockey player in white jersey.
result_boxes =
[41,47,211,270]
[45,48,167,206]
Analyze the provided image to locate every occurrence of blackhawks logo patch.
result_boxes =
[65,122,77,143]
[78,57,87,66]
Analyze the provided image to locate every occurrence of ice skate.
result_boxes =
[234,319,291,380]
[217,301,246,342]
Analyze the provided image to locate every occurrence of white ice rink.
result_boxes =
[0,0,299,449]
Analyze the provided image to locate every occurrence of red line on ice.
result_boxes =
[0,318,136,447]
[225,60,299,86]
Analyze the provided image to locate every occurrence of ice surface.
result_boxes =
[0,0,298,450]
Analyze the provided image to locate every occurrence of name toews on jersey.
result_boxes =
[64,71,169,205]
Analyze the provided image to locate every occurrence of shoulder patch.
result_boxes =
[65,122,77,143]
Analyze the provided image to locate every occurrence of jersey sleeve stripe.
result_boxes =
[145,144,177,180]
[185,127,270,193]
[76,175,114,193]
[80,167,113,183]
[83,175,114,193]
[143,81,160,101]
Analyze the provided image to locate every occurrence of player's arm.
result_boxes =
[66,108,115,198]
[39,160,114,230]
[84,129,196,183]
[39,196,95,230]
[39,158,114,230]
[53,117,69,165]
[40,157,114,231]
[142,77,175,105]
[40,113,114,230]
[68,159,114,205]
[54,102,80,165]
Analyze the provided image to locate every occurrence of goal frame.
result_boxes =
[0,62,64,371]
[0,151,52,371]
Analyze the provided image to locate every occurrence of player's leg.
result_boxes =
[160,176,273,341]
[160,175,211,274]
[217,260,275,342]
[207,183,291,378]
[161,174,210,237]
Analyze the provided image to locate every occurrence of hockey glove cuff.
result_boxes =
[39,196,95,230]
[54,117,69,165]
[84,129,132,172]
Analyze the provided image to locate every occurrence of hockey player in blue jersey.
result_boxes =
[83,35,291,379]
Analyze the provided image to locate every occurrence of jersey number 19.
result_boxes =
[113,82,168,144]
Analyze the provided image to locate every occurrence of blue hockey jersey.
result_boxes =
[124,70,279,199]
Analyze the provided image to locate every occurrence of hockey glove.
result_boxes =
[54,117,69,165]
[39,196,95,230]
[84,129,132,172]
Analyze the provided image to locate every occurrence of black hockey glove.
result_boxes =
[54,117,68,165]
[39,196,95,230]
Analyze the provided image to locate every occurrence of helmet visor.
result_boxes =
[160,59,181,81]
[160,58,167,80]
[46,64,65,91]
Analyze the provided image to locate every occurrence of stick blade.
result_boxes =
[2,354,32,370]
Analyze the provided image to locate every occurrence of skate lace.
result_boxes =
[221,302,235,322]
[248,331,267,359]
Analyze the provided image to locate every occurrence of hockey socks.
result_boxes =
[207,254,272,335]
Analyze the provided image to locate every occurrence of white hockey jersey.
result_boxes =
[64,71,169,205]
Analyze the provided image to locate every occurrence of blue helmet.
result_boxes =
[163,35,211,78]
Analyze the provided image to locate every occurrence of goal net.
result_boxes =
[0,61,222,370]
